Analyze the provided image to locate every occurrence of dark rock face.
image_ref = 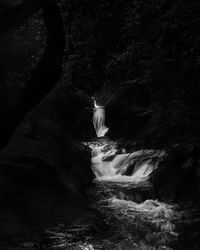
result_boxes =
[105,84,151,141]
[151,144,200,202]
[0,133,93,235]
[0,0,95,237]
[0,82,95,235]
[0,0,65,148]
[17,85,95,141]
[65,0,200,147]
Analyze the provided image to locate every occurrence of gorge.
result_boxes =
[0,0,200,249]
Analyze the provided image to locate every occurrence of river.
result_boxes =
[2,99,200,250]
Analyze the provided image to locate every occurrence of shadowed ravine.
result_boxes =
[2,99,200,250]
[1,1,200,249]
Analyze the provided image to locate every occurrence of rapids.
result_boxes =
[89,99,165,184]
[3,98,200,250]
[89,141,165,182]
[81,99,182,249]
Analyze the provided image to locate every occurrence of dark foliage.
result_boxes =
[65,0,200,144]
[0,0,200,238]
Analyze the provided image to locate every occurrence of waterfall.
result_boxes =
[93,99,108,137]
[88,98,165,183]
[79,99,181,250]
[90,142,165,183]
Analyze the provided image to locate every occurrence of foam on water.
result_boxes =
[82,98,182,249]
[93,99,108,137]
[107,198,177,221]
[88,141,165,184]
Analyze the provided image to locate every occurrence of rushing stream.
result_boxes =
[3,99,200,250]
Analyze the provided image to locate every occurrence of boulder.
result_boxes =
[151,144,200,202]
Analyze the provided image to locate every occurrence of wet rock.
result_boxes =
[102,154,116,162]
[0,1,95,235]
[105,84,151,141]
[151,144,200,202]
[0,0,65,148]
[0,132,94,236]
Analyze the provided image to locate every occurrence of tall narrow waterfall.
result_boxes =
[93,99,108,137]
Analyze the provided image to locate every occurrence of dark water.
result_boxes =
[1,180,200,250]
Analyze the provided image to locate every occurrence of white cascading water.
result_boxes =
[86,103,178,247]
[90,142,165,183]
[89,98,165,183]
[93,99,108,137]
[80,98,181,249]
[87,100,179,247]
